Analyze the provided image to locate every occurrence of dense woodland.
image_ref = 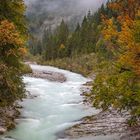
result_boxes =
[29,0,140,124]
[0,0,140,125]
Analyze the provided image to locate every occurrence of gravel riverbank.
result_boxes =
[25,69,66,83]
[58,81,140,140]
[0,105,21,135]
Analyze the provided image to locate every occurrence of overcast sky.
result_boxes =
[25,0,107,14]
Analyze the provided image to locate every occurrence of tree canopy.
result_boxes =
[0,0,27,106]
[26,0,140,124]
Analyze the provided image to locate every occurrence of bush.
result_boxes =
[21,64,32,74]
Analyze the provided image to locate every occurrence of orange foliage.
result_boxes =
[108,0,140,19]
[118,19,140,75]
[103,0,140,76]
[18,47,27,56]
[102,18,118,51]
[107,2,121,11]
[117,15,133,27]
[0,20,24,47]
[103,18,118,41]
[0,20,26,56]
[59,44,65,49]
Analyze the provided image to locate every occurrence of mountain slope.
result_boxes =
[25,0,107,36]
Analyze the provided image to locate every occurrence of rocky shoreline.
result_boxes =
[1,66,139,139]
[25,69,67,83]
[57,81,140,140]
[0,65,67,135]
[0,105,21,135]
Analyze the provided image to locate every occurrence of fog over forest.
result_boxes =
[25,0,107,33]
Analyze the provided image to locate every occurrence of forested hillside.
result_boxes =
[25,0,106,55]
[28,0,116,58]
[0,0,140,136]
[0,0,27,106]
[30,0,140,124]
[0,0,140,139]
[92,0,140,124]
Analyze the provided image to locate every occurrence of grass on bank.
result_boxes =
[21,63,32,74]
[26,53,98,77]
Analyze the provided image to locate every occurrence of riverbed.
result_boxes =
[0,64,99,140]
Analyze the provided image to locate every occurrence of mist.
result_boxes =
[25,0,107,35]
[25,0,107,17]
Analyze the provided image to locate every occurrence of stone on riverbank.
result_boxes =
[0,127,7,134]
[58,81,140,140]
[25,69,66,83]
[0,106,21,135]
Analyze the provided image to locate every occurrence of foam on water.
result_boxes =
[0,65,99,140]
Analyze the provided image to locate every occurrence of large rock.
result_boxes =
[0,127,7,135]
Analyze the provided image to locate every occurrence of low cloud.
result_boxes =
[25,0,107,35]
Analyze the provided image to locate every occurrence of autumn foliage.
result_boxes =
[0,20,26,57]
[0,1,27,106]
[92,0,140,124]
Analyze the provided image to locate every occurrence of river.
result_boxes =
[0,65,99,140]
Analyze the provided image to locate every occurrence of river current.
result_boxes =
[1,65,99,140]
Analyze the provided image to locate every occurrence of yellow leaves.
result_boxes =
[137,9,140,17]
[102,1,140,76]
[118,15,134,27]
[107,2,121,11]
[18,47,27,56]
[59,44,65,49]
[102,18,118,41]
[0,20,24,47]
[102,18,118,52]
[93,0,140,122]
[108,0,140,20]
[118,47,140,75]
[0,20,27,59]
[118,24,133,46]
[6,49,17,57]
[6,47,27,57]
[117,19,140,76]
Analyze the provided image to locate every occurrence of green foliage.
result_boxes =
[91,0,140,123]
[0,63,25,106]
[37,53,97,76]
[28,0,140,124]
[30,8,104,59]
[41,20,69,60]
[92,59,140,124]
[21,64,32,74]
[134,20,140,43]
[28,0,118,59]
[0,0,27,35]
[92,61,140,111]
[0,0,27,106]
